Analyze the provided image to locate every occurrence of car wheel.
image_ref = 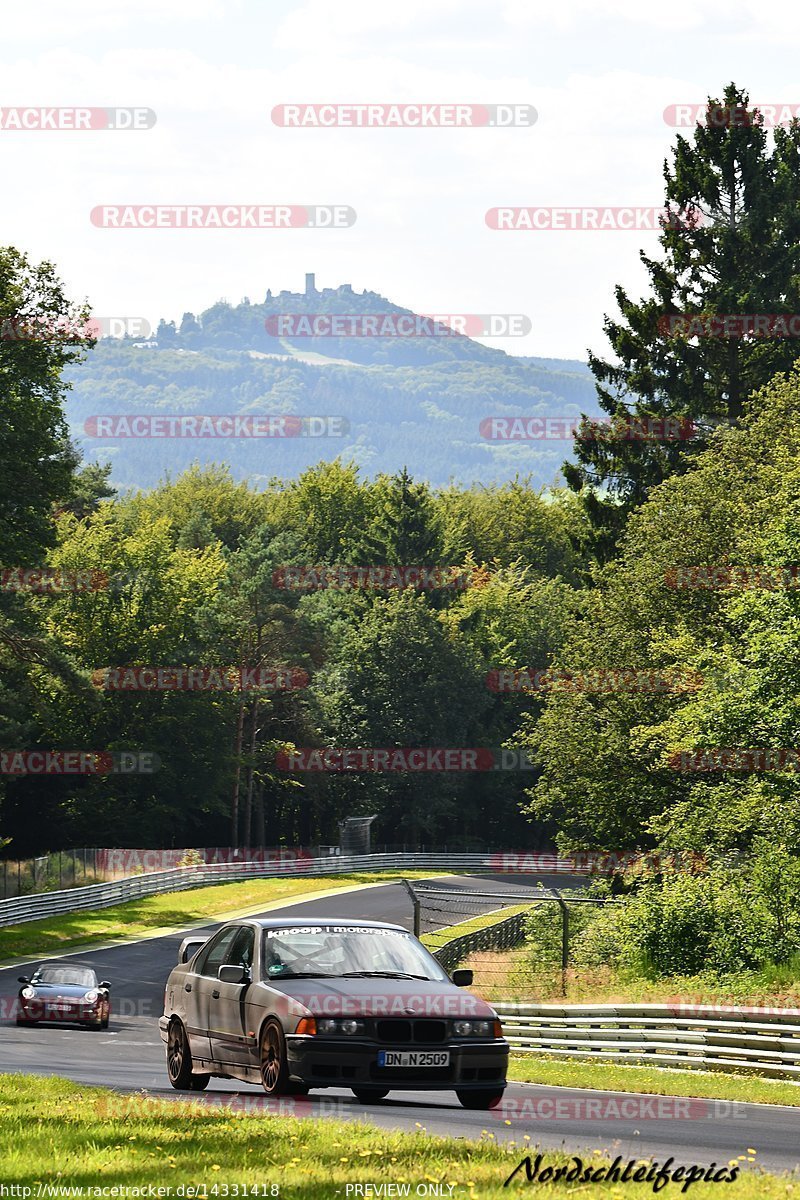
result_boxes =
[167,1019,210,1091]
[351,1087,390,1103]
[456,1088,505,1110]
[260,1019,290,1096]
[15,1016,36,1027]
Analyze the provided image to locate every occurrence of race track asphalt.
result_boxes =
[0,873,797,1176]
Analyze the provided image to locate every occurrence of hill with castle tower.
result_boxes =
[64,275,598,490]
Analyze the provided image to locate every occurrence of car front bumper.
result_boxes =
[285,1035,509,1090]
[19,999,104,1023]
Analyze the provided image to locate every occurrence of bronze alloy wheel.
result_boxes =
[166,1019,209,1090]
[260,1019,289,1095]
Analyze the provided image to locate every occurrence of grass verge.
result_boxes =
[508,1055,800,1107]
[421,904,530,954]
[461,949,800,1008]
[0,1074,788,1197]
[0,871,452,962]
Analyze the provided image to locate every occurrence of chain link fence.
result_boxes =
[408,881,618,1001]
[0,848,102,898]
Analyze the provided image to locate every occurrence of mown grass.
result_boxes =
[0,871,453,962]
[0,1074,792,1197]
[508,1055,800,1108]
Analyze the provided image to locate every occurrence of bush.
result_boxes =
[562,844,800,979]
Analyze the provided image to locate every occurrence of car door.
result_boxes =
[188,925,241,1065]
[208,924,257,1072]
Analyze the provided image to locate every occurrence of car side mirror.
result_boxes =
[17,976,29,984]
[99,981,111,989]
[451,969,473,987]
[218,964,249,985]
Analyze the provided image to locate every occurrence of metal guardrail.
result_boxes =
[494,1002,800,1078]
[0,852,582,928]
[430,908,530,971]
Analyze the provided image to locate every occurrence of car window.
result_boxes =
[193,926,240,977]
[32,966,97,988]
[224,925,254,972]
[260,925,448,980]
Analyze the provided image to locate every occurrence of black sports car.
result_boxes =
[16,962,111,1028]
[160,918,508,1108]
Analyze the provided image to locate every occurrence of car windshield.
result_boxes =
[32,966,97,988]
[261,925,448,981]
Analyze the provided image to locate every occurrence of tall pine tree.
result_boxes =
[357,467,443,565]
[565,84,800,558]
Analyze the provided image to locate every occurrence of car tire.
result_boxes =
[456,1089,505,1110]
[15,1016,36,1027]
[260,1019,290,1096]
[351,1087,390,1103]
[167,1018,210,1091]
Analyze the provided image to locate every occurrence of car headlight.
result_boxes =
[84,990,99,1003]
[317,1018,366,1035]
[452,1019,493,1037]
[21,987,35,1000]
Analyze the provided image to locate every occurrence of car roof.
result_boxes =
[240,917,408,932]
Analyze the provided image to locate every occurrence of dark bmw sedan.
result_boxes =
[16,962,111,1028]
[159,918,508,1107]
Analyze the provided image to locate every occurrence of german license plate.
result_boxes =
[378,1050,450,1068]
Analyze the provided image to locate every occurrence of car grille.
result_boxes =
[374,1019,447,1044]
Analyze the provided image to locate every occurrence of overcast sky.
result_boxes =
[3,0,798,360]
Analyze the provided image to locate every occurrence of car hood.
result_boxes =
[262,975,496,1020]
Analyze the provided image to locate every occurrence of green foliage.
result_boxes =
[0,247,93,563]
[566,84,800,556]
[522,362,800,857]
[566,847,800,979]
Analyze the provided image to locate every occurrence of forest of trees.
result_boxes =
[6,81,800,978]
[0,439,584,853]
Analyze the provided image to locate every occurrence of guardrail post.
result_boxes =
[399,877,421,936]
[549,888,569,997]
